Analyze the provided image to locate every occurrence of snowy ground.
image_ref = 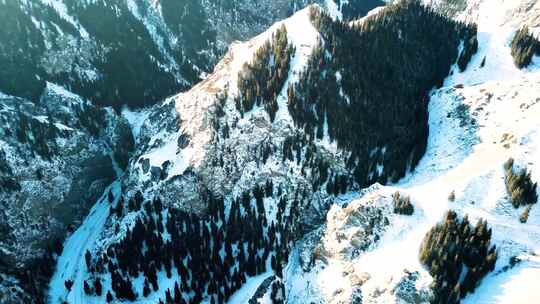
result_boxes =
[286,0,540,303]
[48,181,122,304]
[226,260,274,304]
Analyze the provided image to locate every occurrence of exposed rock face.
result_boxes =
[0,83,133,302]
[323,188,392,261]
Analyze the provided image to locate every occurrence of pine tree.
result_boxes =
[83,280,91,295]
[106,291,113,303]
[94,278,102,296]
[64,280,73,292]
[85,250,92,268]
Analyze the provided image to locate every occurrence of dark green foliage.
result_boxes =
[70,0,193,109]
[392,191,414,215]
[457,35,478,71]
[94,278,103,296]
[511,27,540,69]
[335,0,386,20]
[12,242,59,304]
[77,105,106,136]
[64,280,73,292]
[0,1,48,100]
[106,290,113,303]
[270,280,285,304]
[85,250,92,268]
[236,25,295,121]
[160,0,216,76]
[504,158,538,208]
[92,184,302,303]
[287,2,476,188]
[448,190,456,202]
[83,280,91,295]
[419,211,497,303]
[13,112,59,159]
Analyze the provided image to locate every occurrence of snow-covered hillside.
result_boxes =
[13,0,537,303]
[44,1,474,303]
[2,1,391,302]
[0,83,133,303]
[285,0,540,303]
[0,0,382,109]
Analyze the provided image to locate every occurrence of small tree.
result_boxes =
[504,158,538,208]
[448,190,456,202]
[392,191,414,215]
[106,291,113,303]
[94,278,102,296]
[64,280,73,292]
[85,250,92,268]
[520,206,531,223]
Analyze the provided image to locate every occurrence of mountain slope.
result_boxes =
[0,84,133,303]
[285,0,540,303]
[44,2,478,304]
[0,0,383,109]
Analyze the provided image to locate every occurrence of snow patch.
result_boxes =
[324,0,342,20]
[122,107,150,143]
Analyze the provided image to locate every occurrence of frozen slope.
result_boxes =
[48,181,122,304]
[286,0,540,303]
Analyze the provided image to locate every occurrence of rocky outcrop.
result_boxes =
[288,184,432,304]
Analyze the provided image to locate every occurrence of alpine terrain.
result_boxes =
[0,0,539,304]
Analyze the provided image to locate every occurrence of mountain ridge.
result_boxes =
[2,0,540,303]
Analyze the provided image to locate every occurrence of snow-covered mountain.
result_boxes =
[44,1,480,303]
[2,0,540,303]
[0,0,383,109]
[287,0,540,303]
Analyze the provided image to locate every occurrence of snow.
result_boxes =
[0,91,12,99]
[48,181,122,304]
[45,82,83,101]
[274,6,321,123]
[122,107,150,142]
[40,0,89,38]
[463,253,540,304]
[149,134,193,177]
[54,122,74,131]
[350,6,386,27]
[33,115,49,123]
[227,270,273,304]
[160,5,323,178]
[42,1,540,303]
[324,0,342,20]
